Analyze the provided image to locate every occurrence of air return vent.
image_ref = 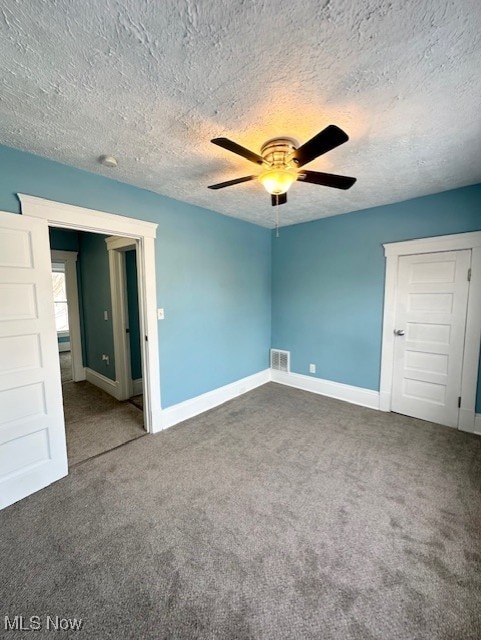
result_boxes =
[270,349,290,372]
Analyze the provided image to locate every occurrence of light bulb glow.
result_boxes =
[259,168,297,195]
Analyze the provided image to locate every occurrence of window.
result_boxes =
[52,263,69,332]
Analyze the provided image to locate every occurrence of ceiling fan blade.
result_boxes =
[293,125,349,168]
[298,170,356,190]
[208,175,256,190]
[271,193,287,206]
[211,138,265,165]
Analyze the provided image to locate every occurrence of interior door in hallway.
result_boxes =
[0,212,68,509]
[391,250,471,428]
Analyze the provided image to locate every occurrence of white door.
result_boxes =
[391,250,471,427]
[0,212,68,510]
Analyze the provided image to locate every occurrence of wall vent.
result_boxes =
[270,349,290,372]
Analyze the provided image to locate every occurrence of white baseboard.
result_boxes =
[152,361,474,434]
[73,366,86,382]
[270,369,380,410]
[85,367,120,400]
[379,391,391,412]
[159,369,270,432]
[132,378,143,396]
[458,408,478,433]
[58,343,70,353]
[475,413,481,435]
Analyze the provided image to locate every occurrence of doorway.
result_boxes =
[0,198,161,510]
[106,235,144,405]
[52,260,72,382]
[19,193,161,435]
[51,249,84,383]
[380,232,481,432]
[50,231,146,466]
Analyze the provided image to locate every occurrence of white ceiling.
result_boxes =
[1,0,480,228]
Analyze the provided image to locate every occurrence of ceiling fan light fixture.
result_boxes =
[259,168,297,195]
[208,126,356,204]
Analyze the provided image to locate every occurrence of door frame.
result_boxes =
[51,249,85,383]
[105,235,138,400]
[19,194,161,434]
[379,231,481,432]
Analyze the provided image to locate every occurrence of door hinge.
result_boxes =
[145,335,148,342]
[467,268,471,281]
[458,396,461,408]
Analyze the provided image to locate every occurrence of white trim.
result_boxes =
[58,341,71,353]
[19,194,157,238]
[19,194,160,434]
[51,249,85,382]
[132,378,143,396]
[270,370,380,410]
[380,231,481,432]
[85,367,121,400]
[160,370,270,431]
[139,235,161,431]
[383,231,481,257]
[105,236,136,252]
[475,414,481,435]
[458,245,481,431]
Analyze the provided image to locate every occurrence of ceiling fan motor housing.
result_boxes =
[260,137,299,168]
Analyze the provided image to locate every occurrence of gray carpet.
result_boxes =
[63,381,145,466]
[1,383,480,639]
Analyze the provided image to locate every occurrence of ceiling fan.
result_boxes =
[208,125,356,206]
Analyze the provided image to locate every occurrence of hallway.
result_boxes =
[62,378,145,466]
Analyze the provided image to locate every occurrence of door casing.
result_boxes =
[106,235,139,401]
[19,194,161,434]
[380,231,481,432]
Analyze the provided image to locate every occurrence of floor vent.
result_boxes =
[270,349,290,372]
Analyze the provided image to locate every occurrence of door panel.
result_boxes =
[391,250,471,427]
[0,212,68,510]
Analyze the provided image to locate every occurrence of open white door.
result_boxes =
[0,212,67,510]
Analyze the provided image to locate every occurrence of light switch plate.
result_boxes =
[157,308,165,320]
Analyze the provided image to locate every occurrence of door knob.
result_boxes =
[394,329,405,336]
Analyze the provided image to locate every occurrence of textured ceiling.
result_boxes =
[1,0,480,228]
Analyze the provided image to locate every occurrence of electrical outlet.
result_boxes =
[309,363,316,374]
[104,310,109,321]
[102,354,110,365]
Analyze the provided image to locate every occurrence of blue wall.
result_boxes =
[49,228,79,252]
[125,249,142,381]
[2,142,479,414]
[271,184,481,412]
[78,232,116,380]
[0,144,271,408]
[157,202,271,405]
